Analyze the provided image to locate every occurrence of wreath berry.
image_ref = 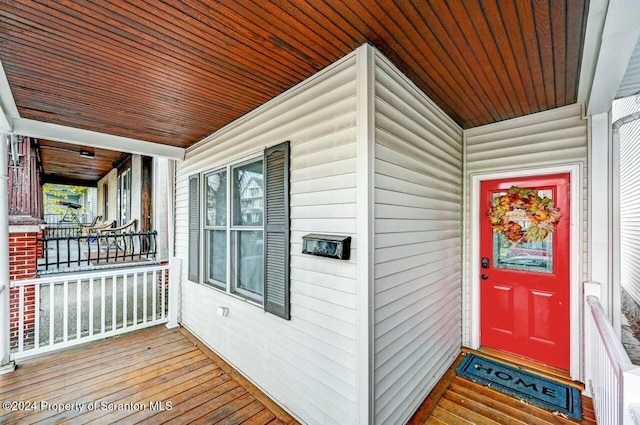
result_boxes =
[487,186,561,243]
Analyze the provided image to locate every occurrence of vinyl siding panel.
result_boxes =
[175,54,359,425]
[615,95,640,308]
[373,53,464,425]
[463,103,588,345]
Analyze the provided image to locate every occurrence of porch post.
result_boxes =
[167,257,181,328]
[589,112,612,319]
[0,134,15,373]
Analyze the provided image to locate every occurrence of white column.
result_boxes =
[589,112,612,319]
[0,134,15,373]
[166,257,181,328]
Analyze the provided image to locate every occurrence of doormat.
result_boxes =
[456,354,582,420]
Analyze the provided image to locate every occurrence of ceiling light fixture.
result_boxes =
[79,150,95,159]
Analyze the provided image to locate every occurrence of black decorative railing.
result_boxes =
[38,231,157,272]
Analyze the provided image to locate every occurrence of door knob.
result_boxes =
[481,274,489,280]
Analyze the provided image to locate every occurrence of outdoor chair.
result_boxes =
[97,219,138,252]
[81,219,115,236]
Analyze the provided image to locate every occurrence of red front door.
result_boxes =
[480,173,570,370]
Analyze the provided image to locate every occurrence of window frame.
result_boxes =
[201,154,265,306]
[203,167,228,290]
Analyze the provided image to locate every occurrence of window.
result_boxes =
[188,141,290,319]
[102,182,109,220]
[117,166,131,226]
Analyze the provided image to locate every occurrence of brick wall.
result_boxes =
[8,229,40,350]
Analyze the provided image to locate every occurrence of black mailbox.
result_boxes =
[302,234,351,260]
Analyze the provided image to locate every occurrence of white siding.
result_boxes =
[373,53,464,425]
[463,104,588,345]
[175,54,359,425]
[615,94,640,308]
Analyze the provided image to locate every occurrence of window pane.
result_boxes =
[236,231,264,297]
[233,160,264,226]
[206,171,227,226]
[492,189,553,274]
[207,230,227,285]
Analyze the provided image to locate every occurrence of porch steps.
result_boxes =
[409,350,596,425]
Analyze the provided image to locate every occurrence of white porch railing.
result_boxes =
[585,281,640,425]
[10,264,170,360]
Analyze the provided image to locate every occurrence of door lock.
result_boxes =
[481,257,489,269]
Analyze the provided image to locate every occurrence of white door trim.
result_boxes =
[469,164,582,380]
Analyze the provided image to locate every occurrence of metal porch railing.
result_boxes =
[38,231,158,273]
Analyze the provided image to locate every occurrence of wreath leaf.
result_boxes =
[487,186,561,243]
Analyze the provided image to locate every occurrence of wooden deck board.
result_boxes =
[410,351,597,425]
[0,326,298,424]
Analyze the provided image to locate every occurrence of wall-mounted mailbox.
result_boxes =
[302,234,351,260]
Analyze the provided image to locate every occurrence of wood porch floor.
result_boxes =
[0,326,298,424]
[409,350,597,425]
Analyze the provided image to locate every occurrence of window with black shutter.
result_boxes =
[193,142,290,319]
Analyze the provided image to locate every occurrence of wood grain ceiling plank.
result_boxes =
[352,0,485,127]
[125,0,303,87]
[444,1,517,123]
[11,2,275,105]
[247,0,351,56]
[482,0,539,115]
[495,1,541,112]
[0,5,270,110]
[532,0,557,109]
[461,0,524,118]
[0,54,225,132]
[564,0,587,105]
[515,1,548,111]
[0,27,254,117]
[176,0,323,78]
[409,1,504,123]
[4,69,214,138]
[291,1,361,51]
[322,1,457,124]
[551,0,567,106]
[375,0,492,126]
[216,0,334,69]
[21,108,199,147]
[47,0,284,99]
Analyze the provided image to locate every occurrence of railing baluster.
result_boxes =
[63,280,68,343]
[122,273,128,329]
[89,277,94,337]
[152,269,157,320]
[35,283,40,350]
[143,271,148,324]
[76,278,81,340]
[133,273,138,326]
[100,276,105,334]
[49,283,54,347]
[18,286,24,354]
[161,269,166,318]
[112,275,117,331]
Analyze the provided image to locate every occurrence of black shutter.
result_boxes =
[264,141,290,319]
[188,174,200,283]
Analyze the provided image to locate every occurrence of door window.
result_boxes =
[491,189,554,274]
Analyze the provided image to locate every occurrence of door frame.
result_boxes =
[469,164,582,380]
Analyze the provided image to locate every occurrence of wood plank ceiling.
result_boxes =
[0,1,589,181]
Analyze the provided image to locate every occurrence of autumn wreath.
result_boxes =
[487,186,561,243]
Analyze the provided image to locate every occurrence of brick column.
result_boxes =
[8,223,41,351]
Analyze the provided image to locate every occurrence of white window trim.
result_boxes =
[200,154,265,307]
